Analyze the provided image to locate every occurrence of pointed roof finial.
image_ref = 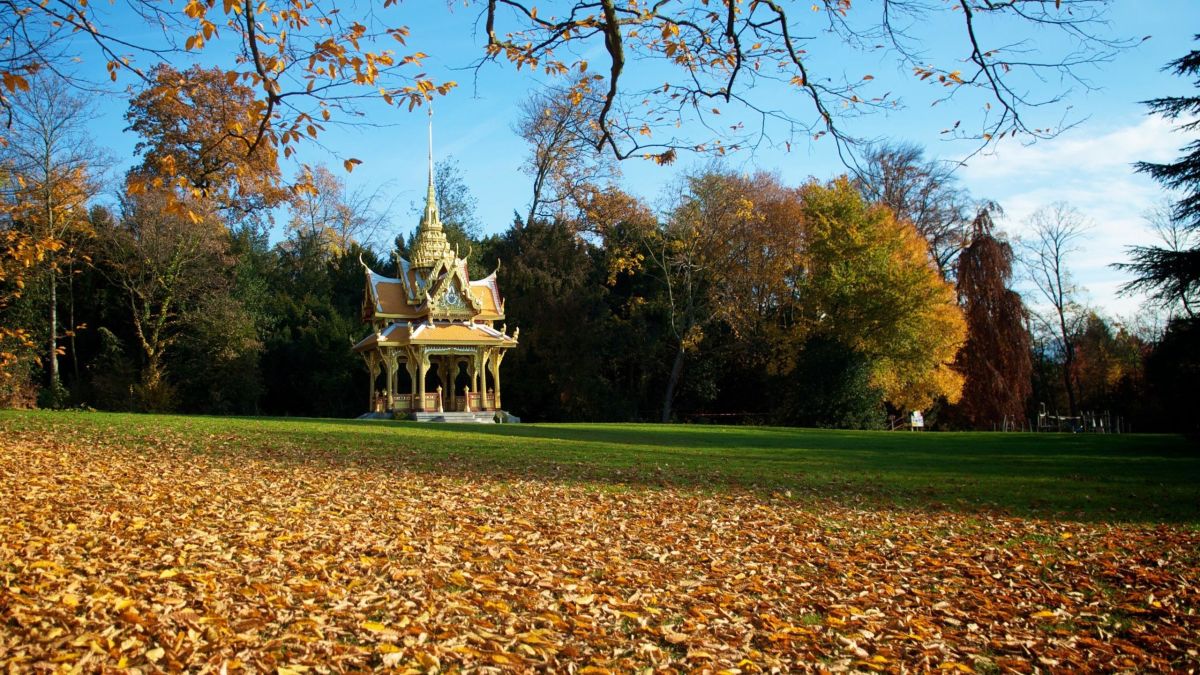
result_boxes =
[410,101,452,269]
[427,104,434,191]
[418,102,442,234]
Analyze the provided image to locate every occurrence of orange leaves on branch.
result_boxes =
[1,72,30,92]
[126,64,288,215]
[649,148,676,165]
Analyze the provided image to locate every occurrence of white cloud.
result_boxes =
[957,115,1186,319]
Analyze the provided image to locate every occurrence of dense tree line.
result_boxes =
[1,42,1198,433]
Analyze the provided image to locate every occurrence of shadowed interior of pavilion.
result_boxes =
[353,114,518,422]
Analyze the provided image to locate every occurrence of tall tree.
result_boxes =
[516,87,618,227]
[1021,202,1088,417]
[651,170,746,422]
[288,164,392,257]
[125,64,288,224]
[799,178,967,413]
[95,189,232,408]
[0,75,103,397]
[952,206,1032,428]
[853,142,973,278]
[486,216,623,421]
[0,228,62,390]
[1118,38,1200,316]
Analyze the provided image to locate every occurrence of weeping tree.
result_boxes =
[953,206,1032,428]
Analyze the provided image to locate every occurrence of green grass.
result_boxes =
[2,409,1197,523]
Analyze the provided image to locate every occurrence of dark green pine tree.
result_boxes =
[1119,36,1200,316]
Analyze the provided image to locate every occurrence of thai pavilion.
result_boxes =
[353,119,518,420]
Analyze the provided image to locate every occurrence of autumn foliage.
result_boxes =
[125,65,289,217]
[2,413,1198,672]
[951,208,1033,428]
[799,179,966,411]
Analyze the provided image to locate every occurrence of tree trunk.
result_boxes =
[68,264,79,380]
[1056,310,1078,418]
[1062,346,1078,419]
[47,266,59,389]
[660,342,686,423]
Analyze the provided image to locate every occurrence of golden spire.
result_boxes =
[410,104,452,270]
[421,105,440,231]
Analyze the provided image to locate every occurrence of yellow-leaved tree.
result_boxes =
[799,178,966,412]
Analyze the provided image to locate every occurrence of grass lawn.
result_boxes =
[1,410,1198,671]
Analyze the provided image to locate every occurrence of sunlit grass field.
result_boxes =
[5,410,1194,522]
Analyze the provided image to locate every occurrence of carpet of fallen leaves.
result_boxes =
[1,424,1198,674]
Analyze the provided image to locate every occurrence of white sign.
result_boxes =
[910,411,924,428]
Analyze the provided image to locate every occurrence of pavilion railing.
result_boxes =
[459,392,484,411]
[390,392,497,413]
[422,393,440,411]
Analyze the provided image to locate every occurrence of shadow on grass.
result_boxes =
[231,417,1200,524]
[6,411,1199,525]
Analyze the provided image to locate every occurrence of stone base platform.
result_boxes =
[357,411,520,423]
[409,411,501,423]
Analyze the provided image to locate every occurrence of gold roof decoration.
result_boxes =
[409,108,454,270]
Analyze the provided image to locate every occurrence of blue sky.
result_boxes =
[77,1,1199,318]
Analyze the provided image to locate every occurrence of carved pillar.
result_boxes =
[491,350,505,411]
[480,348,492,409]
[417,347,428,411]
[468,354,478,406]
[384,349,398,411]
[404,354,417,407]
[473,349,484,394]
[364,352,379,411]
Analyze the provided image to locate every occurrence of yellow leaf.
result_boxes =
[145,647,164,662]
[1030,610,1056,619]
[362,620,388,632]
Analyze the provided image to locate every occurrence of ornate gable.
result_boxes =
[427,264,483,319]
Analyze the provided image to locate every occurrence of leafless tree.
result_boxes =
[1020,202,1090,417]
[853,142,974,277]
[288,164,393,255]
[515,87,619,227]
[480,1,1133,163]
